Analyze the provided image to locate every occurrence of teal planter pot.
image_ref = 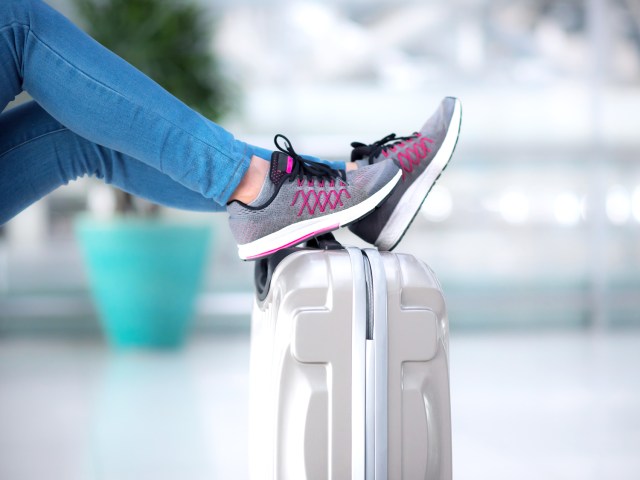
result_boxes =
[76,218,212,349]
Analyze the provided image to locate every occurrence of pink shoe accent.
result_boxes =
[396,135,434,180]
[291,189,351,216]
[245,223,340,259]
[286,156,294,173]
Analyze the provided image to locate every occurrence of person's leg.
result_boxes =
[0,101,225,224]
[0,0,395,259]
[0,0,261,204]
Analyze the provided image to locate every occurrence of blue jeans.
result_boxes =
[0,0,337,223]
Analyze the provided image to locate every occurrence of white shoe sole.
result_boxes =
[374,98,462,251]
[238,169,402,260]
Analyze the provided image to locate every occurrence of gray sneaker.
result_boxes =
[348,97,462,250]
[228,134,401,260]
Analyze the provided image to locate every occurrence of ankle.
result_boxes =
[230,155,270,204]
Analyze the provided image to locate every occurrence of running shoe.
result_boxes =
[227,134,401,260]
[348,96,462,250]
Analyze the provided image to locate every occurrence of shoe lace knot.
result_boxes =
[274,134,347,184]
[350,132,419,163]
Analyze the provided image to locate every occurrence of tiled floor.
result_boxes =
[1,331,639,480]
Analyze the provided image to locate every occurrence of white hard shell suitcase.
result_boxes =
[249,235,451,480]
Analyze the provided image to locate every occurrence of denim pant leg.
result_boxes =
[0,102,227,224]
[0,0,257,205]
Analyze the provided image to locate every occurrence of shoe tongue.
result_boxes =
[270,151,294,184]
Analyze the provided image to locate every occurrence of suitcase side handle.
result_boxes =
[305,232,344,250]
[254,249,292,301]
[254,234,345,301]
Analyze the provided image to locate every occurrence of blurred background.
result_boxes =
[1,0,639,479]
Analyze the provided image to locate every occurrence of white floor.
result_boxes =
[0,331,639,480]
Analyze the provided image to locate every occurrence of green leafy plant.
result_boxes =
[72,0,232,214]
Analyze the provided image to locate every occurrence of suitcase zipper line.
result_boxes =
[363,253,375,341]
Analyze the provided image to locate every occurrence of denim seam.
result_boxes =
[28,28,233,157]
[219,142,251,203]
[0,127,69,160]
[22,25,239,174]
